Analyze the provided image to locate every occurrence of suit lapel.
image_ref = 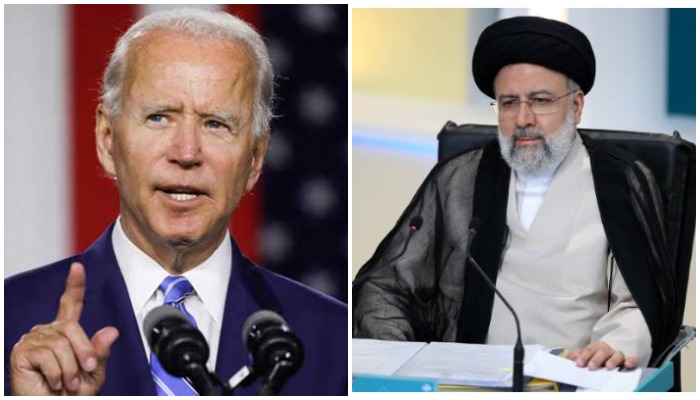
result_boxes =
[80,224,156,395]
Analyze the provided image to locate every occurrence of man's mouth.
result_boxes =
[514,135,543,144]
[158,186,206,201]
[168,193,198,201]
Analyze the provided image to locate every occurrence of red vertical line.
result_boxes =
[69,5,137,252]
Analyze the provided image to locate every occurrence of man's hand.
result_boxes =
[10,262,120,395]
[568,340,638,370]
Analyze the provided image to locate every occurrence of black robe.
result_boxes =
[353,133,679,364]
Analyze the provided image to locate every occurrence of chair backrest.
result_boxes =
[437,121,696,335]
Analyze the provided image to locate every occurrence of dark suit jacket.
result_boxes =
[5,223,348,395]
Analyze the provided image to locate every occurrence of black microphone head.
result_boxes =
[409,216,423,231]
[242,310,286,348]
[242,310,304,376]
[144,306,188,343]
[144,305,209,377]
[469,217,482,233]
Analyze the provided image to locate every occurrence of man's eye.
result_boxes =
[501,99,518,108]
[147,114,166,123]
[205,120,228,130]
[530,98,552,105]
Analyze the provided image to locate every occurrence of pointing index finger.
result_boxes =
[56,262,86,322]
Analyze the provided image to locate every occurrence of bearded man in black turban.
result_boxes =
[353,16,678,372]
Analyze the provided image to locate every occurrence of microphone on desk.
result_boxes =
[466,218,525,392]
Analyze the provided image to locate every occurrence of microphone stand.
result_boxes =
[183,363,229,395]
[257,361,296,396]
[466,222,524,392]
[226,360,297,396]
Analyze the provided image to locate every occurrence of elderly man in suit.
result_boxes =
[6,8,347,396]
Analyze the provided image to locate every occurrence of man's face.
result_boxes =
[493,63,583,174]
[96,30,267,265]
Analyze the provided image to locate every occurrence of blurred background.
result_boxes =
[353,8,695,390]
[4,4,348,303]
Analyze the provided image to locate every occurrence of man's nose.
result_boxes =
[167,120,203,168]
[514,101,536,128]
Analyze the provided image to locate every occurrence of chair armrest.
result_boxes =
[650,325,696,367]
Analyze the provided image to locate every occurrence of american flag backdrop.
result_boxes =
[4,4,348,303]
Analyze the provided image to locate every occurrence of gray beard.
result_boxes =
[497,110,577,176]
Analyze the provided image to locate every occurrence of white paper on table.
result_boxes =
[393,342,544,387]
[352,339,428,376]
[524,350,642,391]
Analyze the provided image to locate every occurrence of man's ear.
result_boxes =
[95,104,117,179]
[246,134,269,192]
[573,91,585,125]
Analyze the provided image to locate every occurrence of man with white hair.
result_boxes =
[6,8,347,396]
[353,16,677,372]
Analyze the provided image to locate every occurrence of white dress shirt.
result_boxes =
[514,163,559,231]
[112,217,232,372]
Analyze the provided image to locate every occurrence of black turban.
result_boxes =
[472,16,595,99]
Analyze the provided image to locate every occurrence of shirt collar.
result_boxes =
[515,162,559,186]
[112,217,232,326]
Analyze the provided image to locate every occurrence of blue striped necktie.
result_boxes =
[151,276,199,396]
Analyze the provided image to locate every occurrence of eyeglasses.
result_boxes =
[490,90,577,119]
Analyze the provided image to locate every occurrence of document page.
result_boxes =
[393,342,544,387]
[524,350,643,391]
[352,339,428,376]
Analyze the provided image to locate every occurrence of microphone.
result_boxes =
[144,306,227,395]
[243,310,304,396]
[466,218,525,392]
[409,215,423,231]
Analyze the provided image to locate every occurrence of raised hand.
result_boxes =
[10,262,120,395]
